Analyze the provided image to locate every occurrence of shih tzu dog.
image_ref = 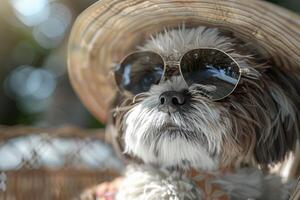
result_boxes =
[109,26,300,199]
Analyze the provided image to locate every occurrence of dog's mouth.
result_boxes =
[159,123,194,134]
[156,123,210,148]
[159,123,183,132]
[158,123,195,137]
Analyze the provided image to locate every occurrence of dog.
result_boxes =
[108,26,300,199]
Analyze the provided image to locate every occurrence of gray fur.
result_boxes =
[116,164,202,200]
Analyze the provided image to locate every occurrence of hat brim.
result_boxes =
[68,0,300,123]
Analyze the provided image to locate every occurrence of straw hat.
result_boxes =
[68,0,300,123]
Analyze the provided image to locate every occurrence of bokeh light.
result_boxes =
[32,2,72,49]
[4,65,56,113]
[0,0,101,126]
[11,0,50,26]
[10,0,72,49]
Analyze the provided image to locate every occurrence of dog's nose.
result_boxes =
[159,91,186,113]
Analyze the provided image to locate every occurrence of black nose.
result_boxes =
[159,91,187,113]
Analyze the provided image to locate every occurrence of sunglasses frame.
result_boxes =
[115,48,248,101]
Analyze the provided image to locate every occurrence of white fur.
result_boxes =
[123,77,228,170]
[116,165,201,200]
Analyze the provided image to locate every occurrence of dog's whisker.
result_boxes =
[113,105,134,113]
[132,92,148,103]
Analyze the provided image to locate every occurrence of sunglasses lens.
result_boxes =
[115,51,164,95]
[180,49,241,100]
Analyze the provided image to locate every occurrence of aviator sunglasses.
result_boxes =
[114,48,248,101]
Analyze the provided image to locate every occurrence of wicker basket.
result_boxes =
[0,126,120,200]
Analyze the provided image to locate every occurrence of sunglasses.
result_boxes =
[114,48,248,101]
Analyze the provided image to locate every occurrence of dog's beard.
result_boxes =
[123,76,232,170]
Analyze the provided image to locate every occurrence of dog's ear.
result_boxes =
[253,68,300,166]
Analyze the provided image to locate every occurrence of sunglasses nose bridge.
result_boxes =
[162,62,181,80]
[165,61,180,67]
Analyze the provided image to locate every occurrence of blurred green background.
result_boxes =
[0,0,299,128]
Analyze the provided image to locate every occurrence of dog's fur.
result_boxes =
[116,164,295,200]
[110,26,300,198]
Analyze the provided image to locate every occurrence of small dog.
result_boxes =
[110,26,300,199]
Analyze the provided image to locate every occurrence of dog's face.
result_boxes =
[113,27,300,171]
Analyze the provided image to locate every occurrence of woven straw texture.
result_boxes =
[0,126,119,200]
